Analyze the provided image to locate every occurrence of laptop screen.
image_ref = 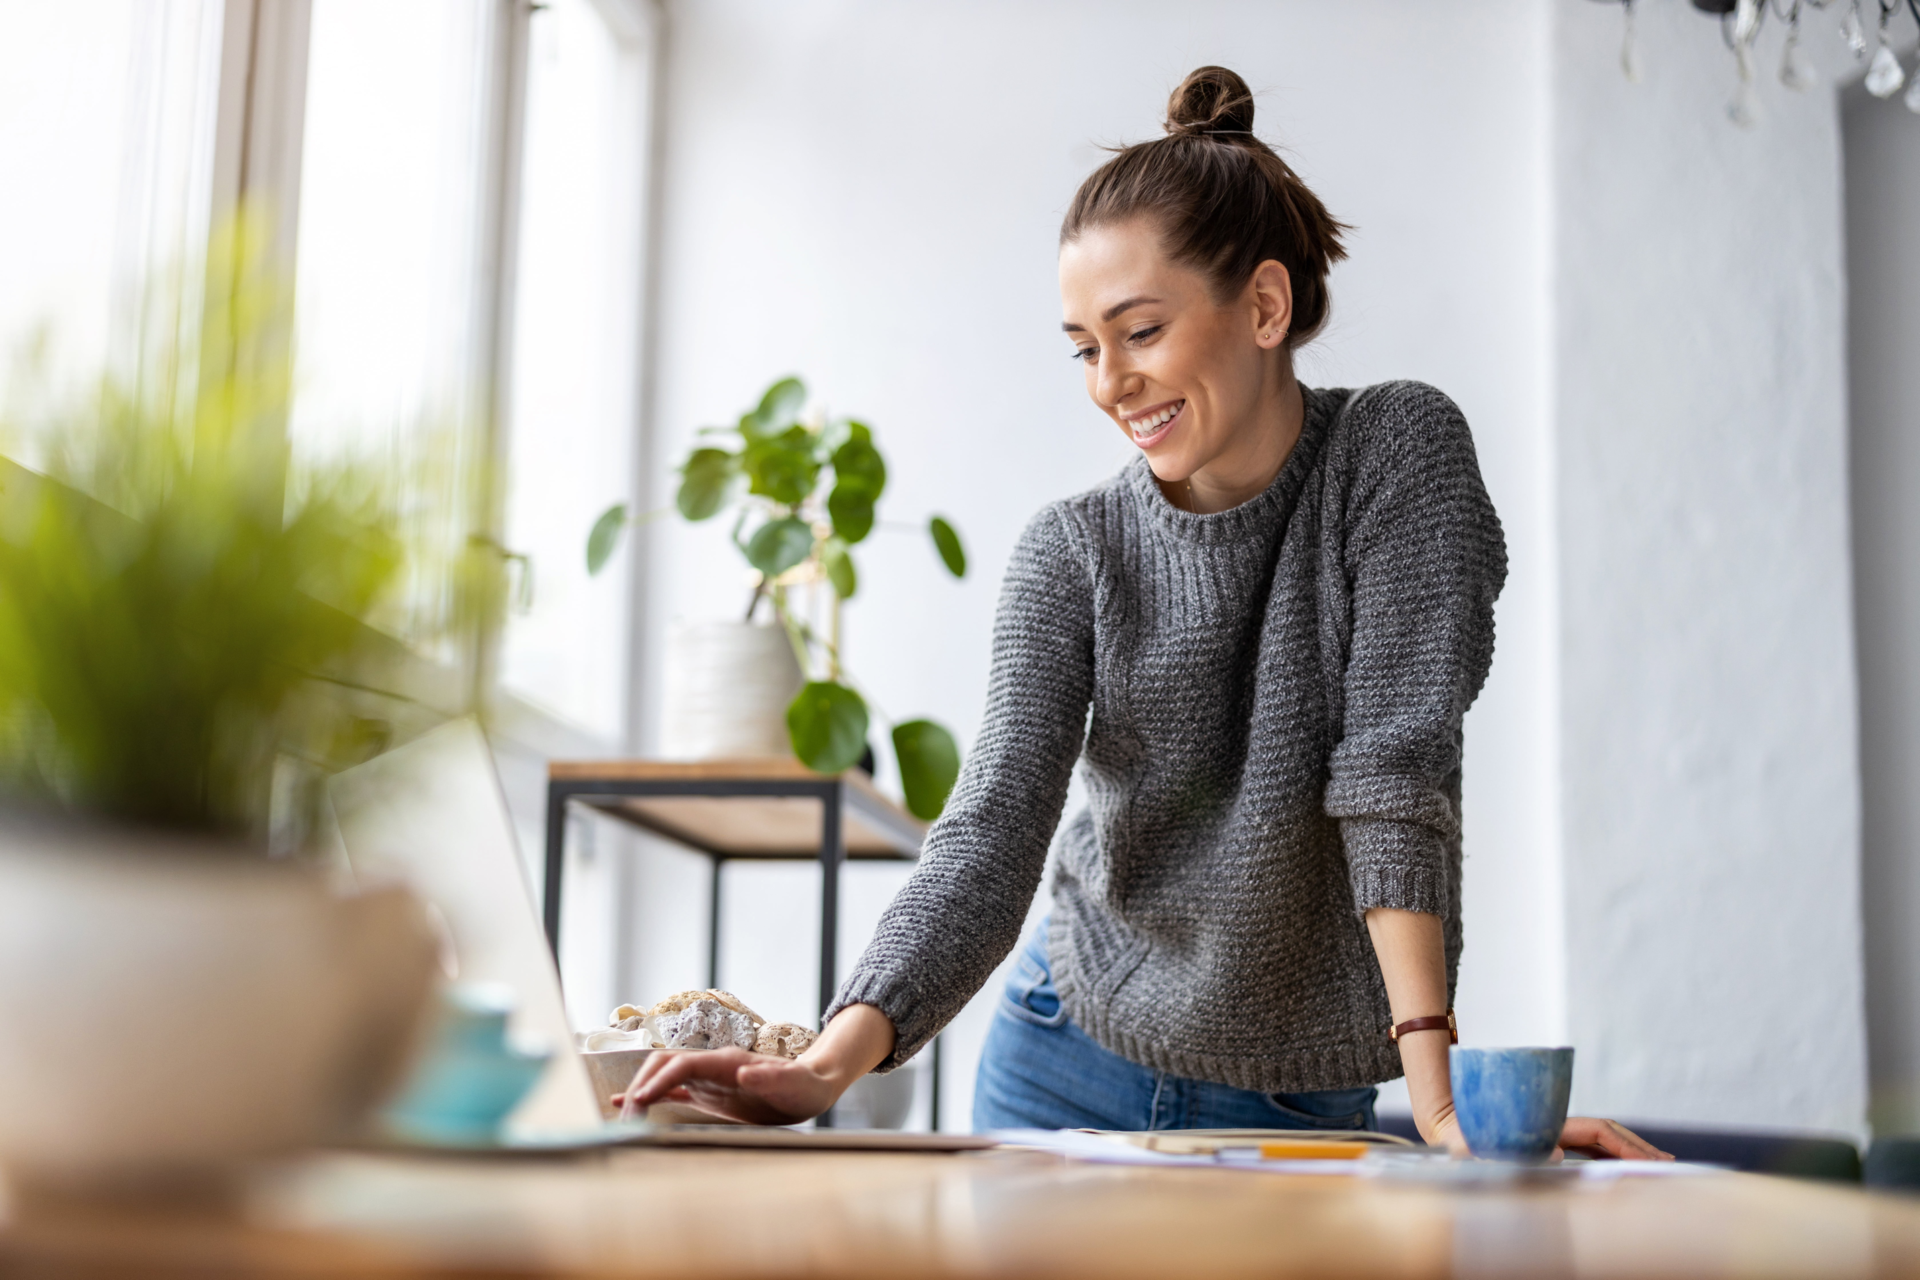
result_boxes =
[330,718,602,1136]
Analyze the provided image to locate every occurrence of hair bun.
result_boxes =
[1165,65,1255,138]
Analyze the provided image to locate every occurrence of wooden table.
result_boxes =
[9,1146,1920,1277]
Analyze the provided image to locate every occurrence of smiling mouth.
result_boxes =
[1124,400,1185,444]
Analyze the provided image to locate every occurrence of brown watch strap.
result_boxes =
[1388,1009,1458,1044]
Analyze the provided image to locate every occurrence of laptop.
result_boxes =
[328,718,992,1152]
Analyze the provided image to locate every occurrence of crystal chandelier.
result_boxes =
[1592,0,1920,125]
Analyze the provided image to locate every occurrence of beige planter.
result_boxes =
[0,823,440,1193]
[660,620,805,759]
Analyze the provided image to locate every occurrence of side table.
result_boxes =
[543,758,935,1128]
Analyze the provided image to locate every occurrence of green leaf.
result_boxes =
[787,681,869,773]
[744,516,815,578]
[749,376,807,435]
[677,448,740,521]
[821,536,857,599]
[828,423,886,544]
[827,488,875,545]
[817,416,854,457]
[830,422,886,494]
[744,426,820,506]
[892,719,961,820]
[929,515,966,578]
[586,503,628,575]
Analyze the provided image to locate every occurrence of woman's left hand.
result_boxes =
[1422,1106,1471,1156]
[1557,1117,1673,1161]
[1425,1111,1673,1159]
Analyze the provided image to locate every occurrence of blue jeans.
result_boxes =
[973,920,1379,1132]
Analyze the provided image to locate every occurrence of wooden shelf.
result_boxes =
[549,758,925,860]
[583,794,914,858]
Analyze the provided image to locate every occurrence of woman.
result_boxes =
[629,66,1665,1158]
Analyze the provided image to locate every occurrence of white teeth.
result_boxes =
[1130,402,1182,437]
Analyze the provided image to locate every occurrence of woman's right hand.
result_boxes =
[614,1001,898,1125]
[617,1046,847,1124]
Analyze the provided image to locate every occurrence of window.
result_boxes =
[277,0,651,737]
[0,0,658,1027]
[497,0,651,741]
[289,0,505,654]
[0,0,222,444]
[2,1,655,732]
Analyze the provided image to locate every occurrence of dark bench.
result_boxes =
[1868,1137,1920,1190]
[1374,1111,1867,1182]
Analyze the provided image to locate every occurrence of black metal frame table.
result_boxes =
[542,758,936,1129]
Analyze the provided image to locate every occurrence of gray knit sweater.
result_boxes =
[829,381,1507,1092]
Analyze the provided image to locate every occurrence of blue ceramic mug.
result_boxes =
[382,983,549,1145]
[1449,1046,1574,1162]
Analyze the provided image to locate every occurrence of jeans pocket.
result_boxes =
[1001,954,1070,1028]
[1264,1089,1374,1131]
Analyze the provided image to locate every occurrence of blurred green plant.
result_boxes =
[587,376,965,820]
[0,209,466,840]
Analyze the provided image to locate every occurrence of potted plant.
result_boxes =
[587,377,966,820]
[0,216,443,1195]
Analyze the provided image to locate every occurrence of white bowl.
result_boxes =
[581,1047,654,1120]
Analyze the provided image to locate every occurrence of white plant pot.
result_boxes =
[832,1061,918,1130]
[0,822,440,1193]
[660,620,805,760]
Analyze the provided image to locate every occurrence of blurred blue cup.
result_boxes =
[382,983,549,1146]
[1449,1046,1574,1162]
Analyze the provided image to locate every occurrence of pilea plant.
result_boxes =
[587,376,966,820]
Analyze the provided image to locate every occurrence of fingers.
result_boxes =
[1602,1119,1674,1160]
[616,1051,688,1120]
[628,1047,752,1107]
[611,1085,693,1107]
[615,1049,720,1119]
[1559,1116,1674,1161]
[627,1048,695,1095]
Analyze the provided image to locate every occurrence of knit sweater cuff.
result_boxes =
[824,968,925,1074]
[1341,817,1450,917]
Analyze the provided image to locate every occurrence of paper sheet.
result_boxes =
[991,1128,1374,1175]
[991,1129,1728,1180]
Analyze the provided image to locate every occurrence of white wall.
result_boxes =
[611,0,1881,1138]
[1844,76,1920,1136]
[635,0,1558,1127]
[1551,1,1865,1133]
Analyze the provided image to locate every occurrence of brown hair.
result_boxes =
[1061,66,1349,346]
